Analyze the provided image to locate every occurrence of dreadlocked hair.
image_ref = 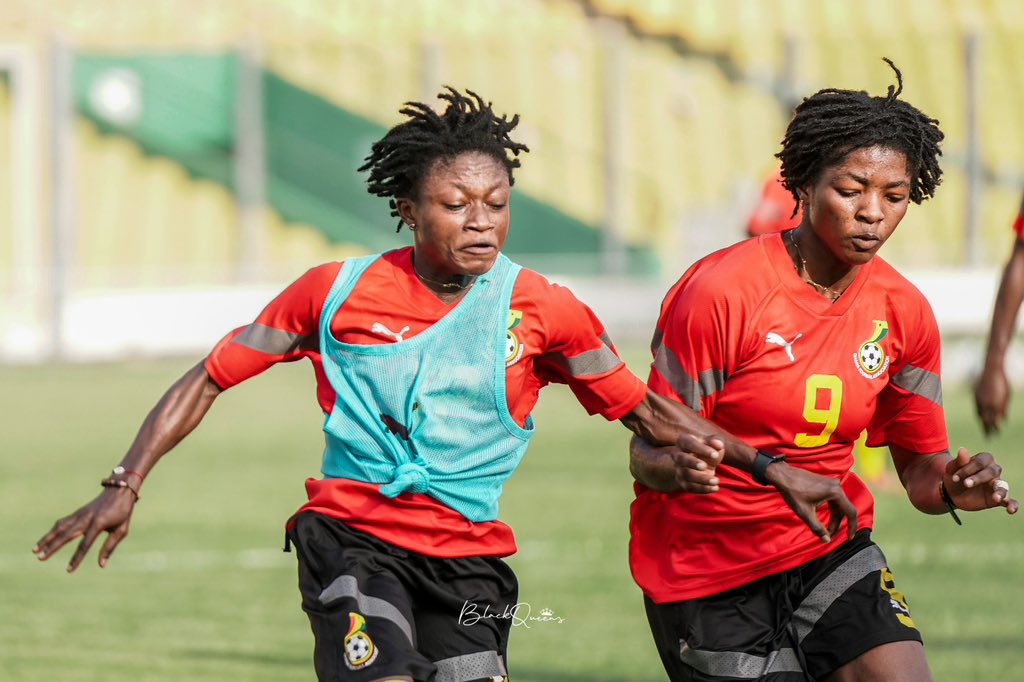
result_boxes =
[359,86,530,232]
[777,58,944,214]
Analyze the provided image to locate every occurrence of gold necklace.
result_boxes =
[788,231,842,300]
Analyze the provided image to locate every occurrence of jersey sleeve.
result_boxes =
[865,297,949,454]
[204,262,340,390]
[529,280,647,421]
[647,273,734,419]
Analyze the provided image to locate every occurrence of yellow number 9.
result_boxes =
[795,374,843,448]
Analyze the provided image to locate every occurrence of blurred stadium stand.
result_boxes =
[0,0,1023,378]
[72,54,643,269]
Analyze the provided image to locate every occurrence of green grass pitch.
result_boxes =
[1,353,1020,681]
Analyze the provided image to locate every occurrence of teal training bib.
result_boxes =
[318,252,534,522]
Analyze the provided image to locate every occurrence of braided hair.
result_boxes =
[777,58,944,214]
[360,87,530,232]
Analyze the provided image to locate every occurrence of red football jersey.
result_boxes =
[631,232,948,603]
[206,247,647,558]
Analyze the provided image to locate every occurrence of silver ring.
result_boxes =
[994,479,1010,493]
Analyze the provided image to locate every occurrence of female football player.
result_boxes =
[630,60,1018,681]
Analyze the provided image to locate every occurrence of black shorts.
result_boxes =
[286,511,516,682]
[644,530,922,681]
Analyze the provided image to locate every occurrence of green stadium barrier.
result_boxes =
[72,53,656,275]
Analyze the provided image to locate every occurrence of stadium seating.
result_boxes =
[582,0,1024,264]
[1,0,1023,294]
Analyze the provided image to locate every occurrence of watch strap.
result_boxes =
[752,450,786,485]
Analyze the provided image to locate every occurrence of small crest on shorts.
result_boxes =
[854,320,890,379]
[343,612,379,670]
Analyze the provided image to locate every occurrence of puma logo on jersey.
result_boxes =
[765,332,802,362]
[371,322,410,343]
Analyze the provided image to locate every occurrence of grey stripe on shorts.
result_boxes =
[680,644,804,678]
[791,544,888,642]
[679,544,888,678]
[318,574,414,645]
[434,651,507,682]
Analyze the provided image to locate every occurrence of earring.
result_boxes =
[407,222,416,230]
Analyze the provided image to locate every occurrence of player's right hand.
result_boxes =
[766,463,858,544]
[974,366,1010,436]
[32,488,136,572]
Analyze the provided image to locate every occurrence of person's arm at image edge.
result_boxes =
[976,234,1024,434]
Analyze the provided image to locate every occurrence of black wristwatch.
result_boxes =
[752,450,787,485]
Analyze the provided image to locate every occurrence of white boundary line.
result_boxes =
[1,548,293,574]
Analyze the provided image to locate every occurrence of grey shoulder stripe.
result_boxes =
[791,545,888,643]
[599,330,614,348]
[680,642,804,678]
[653,344,699,409]
[434,651,507,682]
[318,575,414,645]
[561,344,622,378]
[652,344,725,411]
[698,368,726,398]
[650,328,664,357]
[891,364,943,405]
[232,323,305,355]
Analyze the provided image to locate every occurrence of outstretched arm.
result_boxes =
[976,234,1024,435]
[33,362,223,571]
[891,444,1018,517]
[622,390,858,544]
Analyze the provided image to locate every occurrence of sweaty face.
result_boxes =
[798,145,911,266]
[397,151,511,281]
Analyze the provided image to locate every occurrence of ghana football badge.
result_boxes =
[506,309,525,367]
[854,320,890,379]
[343,612,379,670]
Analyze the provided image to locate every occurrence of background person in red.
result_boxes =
[630,61,1018,682]
[975,189,1024,434]
[746,165,801,237]
[32,87,847,682]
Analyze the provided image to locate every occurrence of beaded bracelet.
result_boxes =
[112,465,144,482]
[101,477,140,502]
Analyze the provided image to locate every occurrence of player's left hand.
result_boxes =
[32,487,137,572]
[628,433,721,494]
[669,434,723,493]
[945,447,1019,514]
